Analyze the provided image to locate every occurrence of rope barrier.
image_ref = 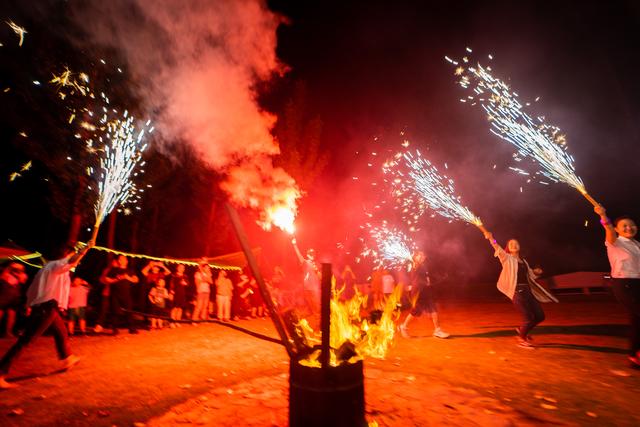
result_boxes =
[122,309,284,347]
[78,243,242,271]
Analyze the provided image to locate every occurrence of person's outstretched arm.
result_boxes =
[291,238,305,264]
[594,205,617,245]
[68,239,95,268]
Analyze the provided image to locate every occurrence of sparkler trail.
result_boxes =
[385,150,483,228]
[47,65,152,237]
[447,50,599,206]
[93,114,150,234]
[5,20,27,46]
[361,223,416,269]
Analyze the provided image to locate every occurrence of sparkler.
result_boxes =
[92,113,150,240]
[447,51,599,207]
[5,20,27,46]
[385,150,485,231]
[361,223,416,269]
[46,65,152,240]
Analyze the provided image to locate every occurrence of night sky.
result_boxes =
[2,0,640,284]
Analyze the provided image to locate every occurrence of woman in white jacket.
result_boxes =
[484,231,558,349]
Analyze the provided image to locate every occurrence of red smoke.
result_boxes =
[72,0,300,228]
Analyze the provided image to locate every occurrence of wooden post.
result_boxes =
[320,263,332,369]
[224,203,295,358]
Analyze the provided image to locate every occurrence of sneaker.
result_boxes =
[0,376,17,389]
[398,325,410,338]
[61,354,81,370]
[94,325,103,333]
[517,337,535,349]
[629,354,640,368]
[128,329,139,335]
[515,327,533,342]
[433,328,450,339]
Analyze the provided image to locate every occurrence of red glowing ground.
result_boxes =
[1,294,638,426]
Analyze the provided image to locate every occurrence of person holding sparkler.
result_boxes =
[398,251,450,339]
[483,232,557,349]
[594,205,640,367]
[0,239,94,389]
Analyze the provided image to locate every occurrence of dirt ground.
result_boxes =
[1,294,639,426]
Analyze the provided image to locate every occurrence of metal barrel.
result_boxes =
[289,360,366,427]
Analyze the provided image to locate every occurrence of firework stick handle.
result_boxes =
[90,218,101,243]
[476,223,488,234]
[581,191,600,208]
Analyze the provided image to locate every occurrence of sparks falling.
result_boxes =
[94,114,150,227]
[361,223,416,269]
[447,51,597,205]
[5,20,27,46]
[385,150,482,227]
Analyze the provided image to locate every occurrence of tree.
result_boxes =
[273,81,330,191]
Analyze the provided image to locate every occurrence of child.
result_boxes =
[148,278,171,329]
[67,276,90,336]
[215,270,233,322]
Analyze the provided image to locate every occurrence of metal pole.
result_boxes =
[224,203,295,358]
[320,263,332,369]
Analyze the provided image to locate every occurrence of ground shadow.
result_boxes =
[6,367,69,384]
[456,324,628,339]
[535,343,627,354]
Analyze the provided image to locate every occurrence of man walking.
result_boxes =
[0,240,94,389]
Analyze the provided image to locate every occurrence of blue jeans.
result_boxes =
[513,284,545,338]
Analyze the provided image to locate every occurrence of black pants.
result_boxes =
[96,294,109,326]
[109,284,135,331]
[610,278,640,356]
[513,284,545,338]
[0,300,72,375]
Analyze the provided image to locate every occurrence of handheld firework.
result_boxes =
[447,49,600,208]
[385,150,488,233]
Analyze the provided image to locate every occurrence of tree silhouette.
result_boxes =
[273,81,330,191]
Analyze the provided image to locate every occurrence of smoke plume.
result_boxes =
[71,0,299,224]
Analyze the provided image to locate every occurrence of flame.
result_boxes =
[297,282,402,367]
[257,186,299,234]
[266,205,296,234]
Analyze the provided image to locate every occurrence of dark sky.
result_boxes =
[262,0,640,281]
[2,0,640,283]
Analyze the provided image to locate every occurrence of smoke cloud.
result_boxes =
[71,0,298,220]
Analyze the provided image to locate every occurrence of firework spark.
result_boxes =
[447,52,597,206]
[361,223,416,269]
[93,114,150,229]
[5,20,27,46]
[385,150,482,227]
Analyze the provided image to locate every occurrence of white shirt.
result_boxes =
[606,237,640,278]
[26,258,73,309]
[195,270,212,293]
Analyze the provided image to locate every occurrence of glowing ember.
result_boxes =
[447,52,597,205]
[385,150,482,227]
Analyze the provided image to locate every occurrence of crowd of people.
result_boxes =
[0,203,638,388]
[0,256,282,341]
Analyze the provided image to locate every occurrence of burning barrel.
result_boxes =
[289,359,366,427]
[225,205,376,427]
